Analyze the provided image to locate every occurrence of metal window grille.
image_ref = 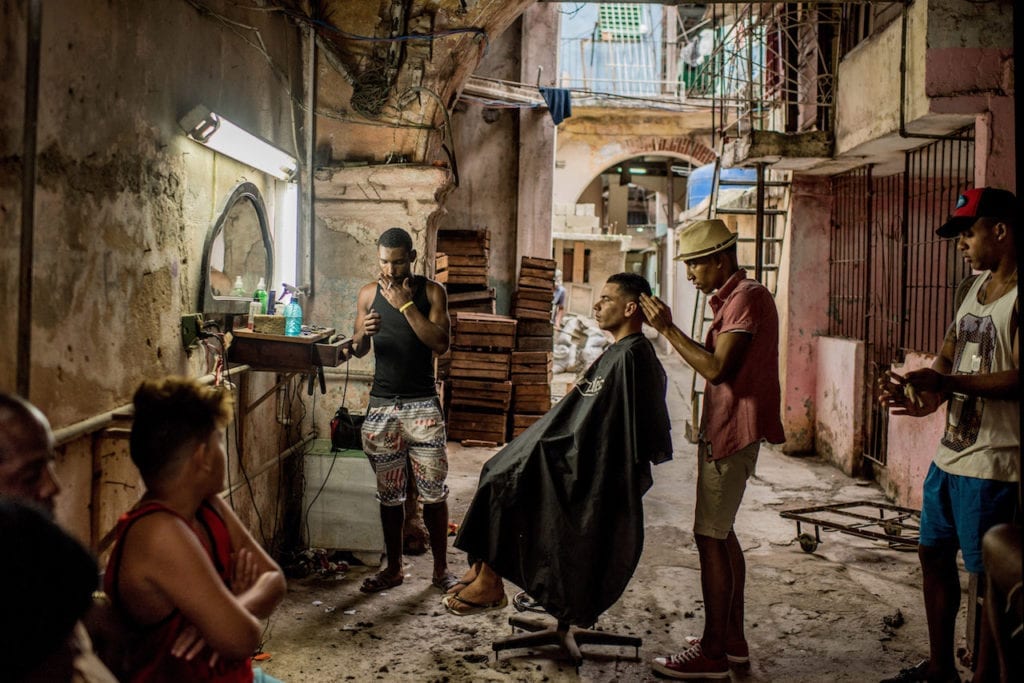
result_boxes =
[902,128,975,355]
[598,4,645,39]
[827,127,974,466]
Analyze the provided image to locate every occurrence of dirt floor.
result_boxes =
[258,352,973,682]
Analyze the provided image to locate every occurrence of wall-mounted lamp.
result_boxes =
[179,105,297,181]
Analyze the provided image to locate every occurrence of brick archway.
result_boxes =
[554,135,716,206]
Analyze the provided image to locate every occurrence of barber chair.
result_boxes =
[491,592,641,668]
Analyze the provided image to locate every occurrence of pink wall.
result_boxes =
[815,337,865,476]
[877,352,946,509]
[776,178,832,452]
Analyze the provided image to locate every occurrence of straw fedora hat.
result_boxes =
[675,219,738,261]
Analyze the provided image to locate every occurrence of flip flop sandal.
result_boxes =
[441,592,508,616]
[431,573,463,592]
[359,572,404,593]
[512,591,547,614]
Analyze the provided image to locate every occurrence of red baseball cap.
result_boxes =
[936,187,1017,238]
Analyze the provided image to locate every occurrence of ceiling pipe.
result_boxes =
[17,0,42,398]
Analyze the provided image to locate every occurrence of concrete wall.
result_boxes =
[814,337,865,476]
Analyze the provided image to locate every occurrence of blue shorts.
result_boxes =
[918,463,1018,573]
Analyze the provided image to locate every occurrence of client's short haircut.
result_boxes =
[378,227,414,252]
[607,272,653,301]
[129,377,233,482]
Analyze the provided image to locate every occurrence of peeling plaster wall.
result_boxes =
[835,0,926,156]
[814,337,865,477]
[776,178,831,453]
[2,0,304,547]
[877,352,946,509]
[308,165,450,431]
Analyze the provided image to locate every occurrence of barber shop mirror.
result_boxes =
[199,182,274,315]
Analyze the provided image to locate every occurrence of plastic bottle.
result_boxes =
[254,277,268,314]
[247,296,260,331]
[230,275,246,297]
[284,296,303,336]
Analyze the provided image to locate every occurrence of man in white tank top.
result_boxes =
[879,187,1019,683]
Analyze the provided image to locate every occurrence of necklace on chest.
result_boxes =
[980,273,1017,304]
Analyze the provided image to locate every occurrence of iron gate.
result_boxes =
[828,127,974,466]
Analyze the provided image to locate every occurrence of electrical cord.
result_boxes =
[302,360,351,548]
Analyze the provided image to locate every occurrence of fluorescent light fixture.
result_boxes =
[628,167,648,175]
[180,105,297,181]
[277,182,299,293]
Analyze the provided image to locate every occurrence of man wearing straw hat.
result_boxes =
[639,218,785,680]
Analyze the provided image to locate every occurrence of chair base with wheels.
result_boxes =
[492,615,642,668]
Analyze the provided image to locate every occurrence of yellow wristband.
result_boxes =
[399,301,414,314]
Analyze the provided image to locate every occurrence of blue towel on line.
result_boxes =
[539,87,572,126]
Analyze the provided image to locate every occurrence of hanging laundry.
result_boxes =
[539,86,572,126]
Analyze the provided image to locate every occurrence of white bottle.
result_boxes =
[247,297,261,331]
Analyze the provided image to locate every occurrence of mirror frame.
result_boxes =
[198,182,275,315]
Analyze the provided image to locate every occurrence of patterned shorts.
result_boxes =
[361,395,449,506]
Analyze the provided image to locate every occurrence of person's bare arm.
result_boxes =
[349,283,380,359]
[378,278,450,354]
[639,293,751,384]
[209,495,286,620]
[878,323,955,417]
[128,515,262,661]
[902,304,1018,400]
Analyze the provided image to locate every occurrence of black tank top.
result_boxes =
[370,277,437,398]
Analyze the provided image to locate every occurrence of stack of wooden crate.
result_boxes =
[510,350,552,438]
[435,229,495,315]
[445,312,516,444]
[512,256,556,351]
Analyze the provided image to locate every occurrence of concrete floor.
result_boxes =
[258,351,971,682]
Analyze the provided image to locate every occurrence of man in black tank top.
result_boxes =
[349,227,458,594]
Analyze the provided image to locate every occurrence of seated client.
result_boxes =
[104,377,286,682]
[443,272,673,627]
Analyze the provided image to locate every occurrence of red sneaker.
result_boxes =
[684,635,750,665]
[652,641,729,679]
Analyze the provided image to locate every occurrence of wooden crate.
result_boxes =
[516,335,553,352]
[447,288,496,315]
[449,379,512,411]
[437,229,490,257]
[521,256,556,270]
[515,287,554,302]
[450,350,510,381]
[452,312,516,350]
[513,383,552,414]
[511,412,546,438]
[518,320,554,337]
[448,407,506,444]
[511,351,552,384]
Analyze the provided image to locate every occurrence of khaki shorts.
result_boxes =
[693,441,760,540]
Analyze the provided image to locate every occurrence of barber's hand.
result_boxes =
[362,308,381,338]
[638,293,673,333]
[378,276,413,311]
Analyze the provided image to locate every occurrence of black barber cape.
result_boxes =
[454,332,673,626]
